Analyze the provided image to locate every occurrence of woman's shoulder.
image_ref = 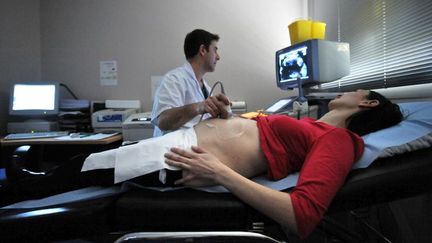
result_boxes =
[319,127,364,155]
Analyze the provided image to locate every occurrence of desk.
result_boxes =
[0,134,122,146]
[0,134,122,171]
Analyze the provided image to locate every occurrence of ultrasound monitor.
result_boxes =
[277,45,309,88]
[275,39,350,90]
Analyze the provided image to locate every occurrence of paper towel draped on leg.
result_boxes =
[81,128,198,184]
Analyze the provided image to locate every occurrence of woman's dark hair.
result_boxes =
[347,91,404,136]
[184,29,219,60]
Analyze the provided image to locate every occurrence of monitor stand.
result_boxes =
[7,120,59,133]
[291,78,308,119]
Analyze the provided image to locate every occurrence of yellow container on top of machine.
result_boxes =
[288,20,326,45]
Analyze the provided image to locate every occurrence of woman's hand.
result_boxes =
[164,146,229,185]
[165,145,298,234]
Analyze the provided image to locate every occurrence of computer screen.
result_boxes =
[276,45,309,88]
[265,98,294,113]
[275,39,350,90]
[9,82,60,117]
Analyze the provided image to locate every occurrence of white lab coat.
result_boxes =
[151,62,211,137]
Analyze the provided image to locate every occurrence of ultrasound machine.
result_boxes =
[266,39,350,116]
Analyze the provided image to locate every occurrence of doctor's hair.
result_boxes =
[184,29,219,59]
[347,91,403,136]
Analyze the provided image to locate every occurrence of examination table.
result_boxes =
[1,102,431,242]
[0,146,431,242]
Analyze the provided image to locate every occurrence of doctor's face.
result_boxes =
[328,89,370,110]
[203,40,220,72]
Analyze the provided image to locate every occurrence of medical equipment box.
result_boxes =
[92,108,136,132]
[122,112,154,141]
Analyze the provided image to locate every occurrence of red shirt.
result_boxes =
[255,115,364,238]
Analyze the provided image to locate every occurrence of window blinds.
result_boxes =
[320,0,432,91]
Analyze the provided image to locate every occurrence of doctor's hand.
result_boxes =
[164,146,229,186]
[198,93,231,119]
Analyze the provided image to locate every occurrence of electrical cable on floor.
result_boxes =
[350,210,393,243]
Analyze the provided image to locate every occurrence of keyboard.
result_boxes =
[4,131,69,140]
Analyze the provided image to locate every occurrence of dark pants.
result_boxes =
[1,153,182,206]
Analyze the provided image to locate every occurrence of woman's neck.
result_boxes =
[317,108,358,128]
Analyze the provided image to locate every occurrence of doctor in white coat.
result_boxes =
[151,29,231,137]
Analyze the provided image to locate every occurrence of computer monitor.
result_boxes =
[275,39,350,90]
[9,82,60,117]
[7,82,61,133]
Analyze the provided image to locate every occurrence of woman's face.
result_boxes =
[328,89,370,110]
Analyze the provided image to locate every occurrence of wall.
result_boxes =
[40,0,306,112]
[0,0,41,135]
[308,0,338,41]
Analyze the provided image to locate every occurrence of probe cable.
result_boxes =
[198,81,227,122]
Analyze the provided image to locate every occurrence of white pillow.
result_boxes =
[379,132,432,158]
